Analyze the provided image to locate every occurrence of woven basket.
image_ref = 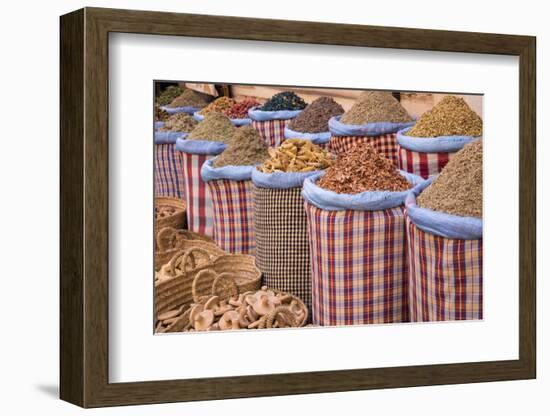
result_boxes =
[155,248,262,316]
[154,227,223,271]
[162,274,307,333]
[155,197,187,231]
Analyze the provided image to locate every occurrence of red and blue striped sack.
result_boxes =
[405,178,483,322]
[396,127,480,179]
[302,171,424,326]
[328,115,414,166]
[154,131,188,198]
[201,160,256,254]
[176,138,228,237]
[248,107,302,147]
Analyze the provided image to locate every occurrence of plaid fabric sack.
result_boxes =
[302,171,423,326]
[176,139,228,237]
[405,178,483,322]
[251,169,319,312]
[328,115,414,165]
[201,160,256,254]
[154,132,187,198]
[396,127,480,178]
[249,107,302,147]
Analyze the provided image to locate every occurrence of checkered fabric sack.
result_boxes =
[249,107,302,147]
[396,127,480,178]
[154,133,187,198]
[328,115,414,165]
[405,178,483,322]
[251,169,320,312]
[397,146,451,179]
[176,139,228,237]
[302,171,423,326]
[201,160,256,254]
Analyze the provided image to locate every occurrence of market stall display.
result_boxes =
[405,140,483,321]
[284,97,344,148]
[201,126,270,254]
[177,113,236,236]
[328,91,414,165]
[397,96,482,178]
[252,139,334,314]
[249,91,306,147]
[303,143,423,325]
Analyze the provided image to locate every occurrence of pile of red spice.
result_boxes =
[318,143,410,194]
[224,99,260,119]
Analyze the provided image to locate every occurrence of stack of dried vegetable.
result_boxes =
[258,139,333,173]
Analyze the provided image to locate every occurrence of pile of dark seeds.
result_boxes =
[260,91,307,111]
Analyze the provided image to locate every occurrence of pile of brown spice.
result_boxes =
[258,139,333,173]
[155,106,170,122]
[213,126,270,167]
[159,113,198,133]
[287,97,344,133]
[406,96,482,137]
[187,112,236,143]
[417,139,482,217]
[318,143,410,194]
[198,97,236,116]
[167,89,213,108]
[340,91,412,125]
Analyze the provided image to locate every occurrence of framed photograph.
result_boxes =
[60,7,536,408]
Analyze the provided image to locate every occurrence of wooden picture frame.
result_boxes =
[60,7,536,408]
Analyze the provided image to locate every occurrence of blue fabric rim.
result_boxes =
[283,127,331,144]
[251,168,321,189]
[302,171,424,212]
[328,115,415,137]
[397,127,481,153]
[405,178,483,239]
[175,138,228,155]
[200,158,255,182]
[154,131,188,144]
[160,105,201,115]
[248,106,303,121]
[193,111,252,126]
